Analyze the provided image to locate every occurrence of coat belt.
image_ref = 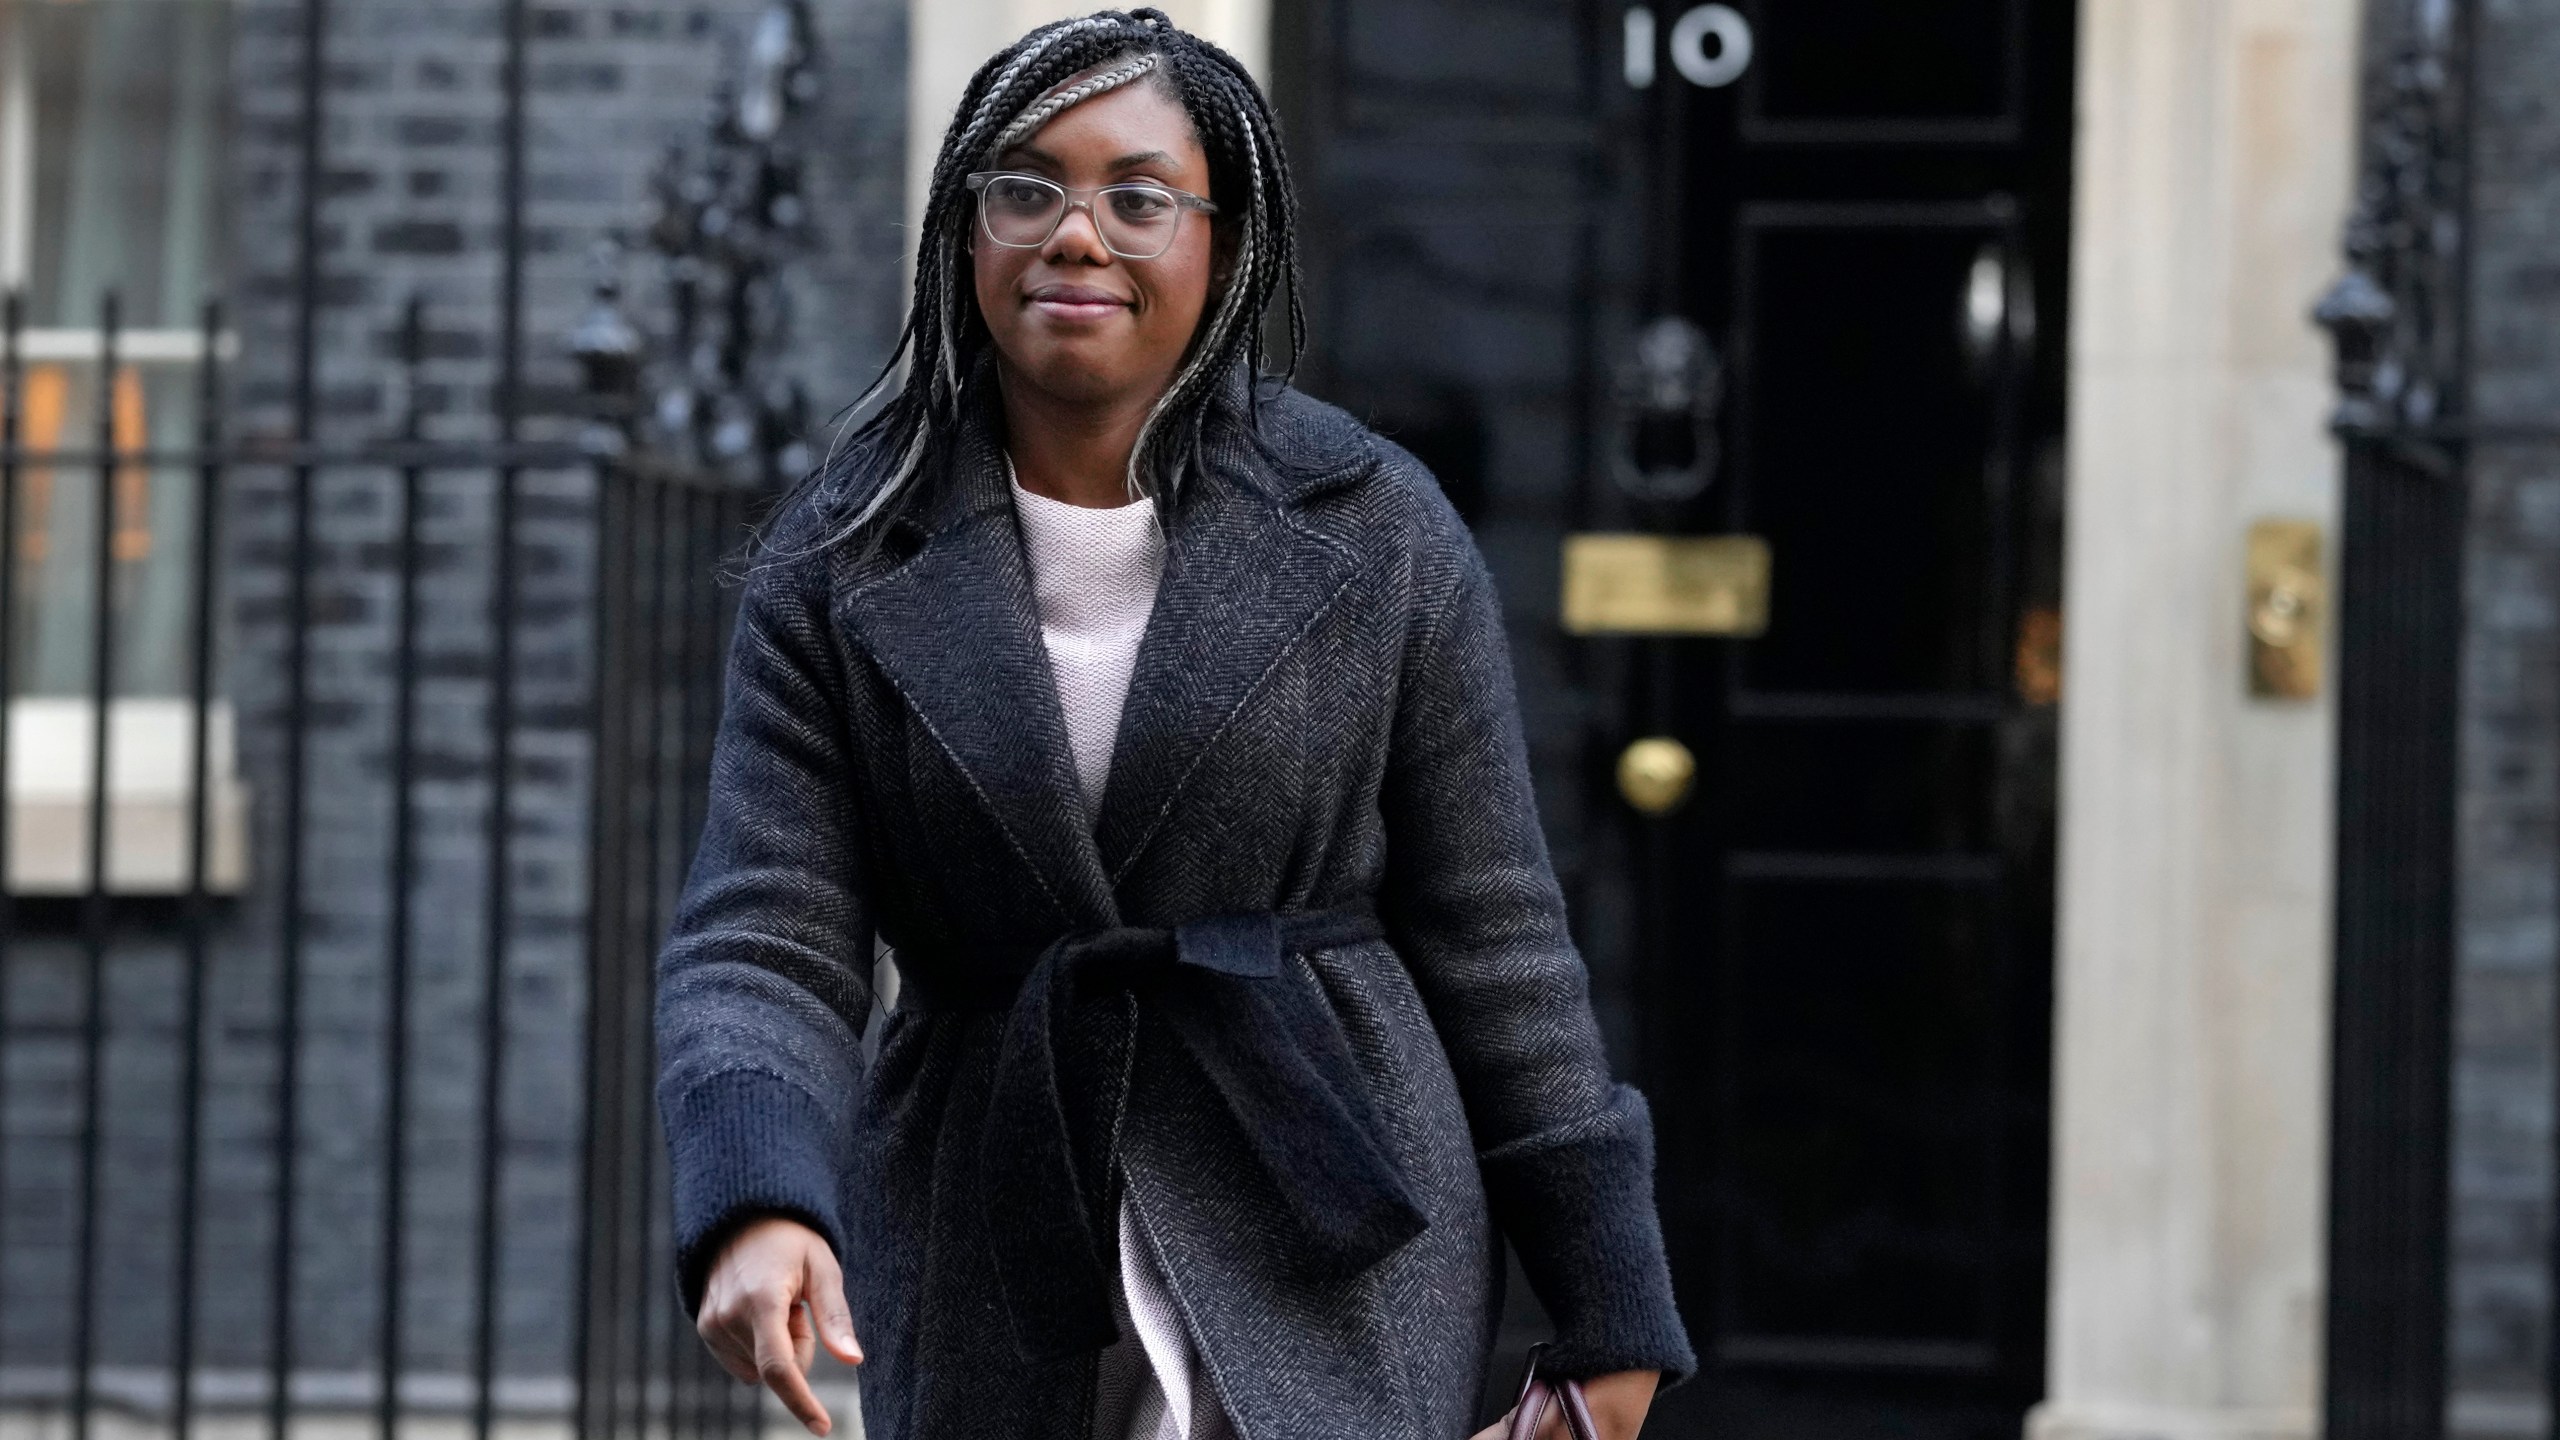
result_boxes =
[896,902,1428,1361]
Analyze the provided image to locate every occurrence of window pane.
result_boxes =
[7,359,204,697]
[15,0,231,328]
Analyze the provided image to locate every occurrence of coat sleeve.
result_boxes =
[1376,475,1697,1385]
[653,534,873,1317]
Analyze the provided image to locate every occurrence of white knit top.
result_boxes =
[1006,460,1229,1440]
[1006,463,1165,811]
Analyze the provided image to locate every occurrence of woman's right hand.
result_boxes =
[696,1216,863,1435]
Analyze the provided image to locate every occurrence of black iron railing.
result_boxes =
[2318,1,2472,1436]
[0,283,772,1440]
[0,0,834,1428]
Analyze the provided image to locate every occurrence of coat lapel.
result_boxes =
[1089,410,1364,886]
[827,360,1376,922]
[828,401,1119,928]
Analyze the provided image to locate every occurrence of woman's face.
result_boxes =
[969,75,1217,412]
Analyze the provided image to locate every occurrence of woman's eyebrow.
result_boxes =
[1107,149,1177,173]
[997,143,1064,172]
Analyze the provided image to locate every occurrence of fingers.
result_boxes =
[692,1220,858,1437]
[696,1277,762,1389]
[753,1295,833,1436]
[807,1245,864,1365]
[789,1298,818,1377]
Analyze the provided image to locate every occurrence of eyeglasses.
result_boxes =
[963,170,1218,261]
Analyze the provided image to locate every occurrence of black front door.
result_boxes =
[1274,4,2072,1435]
[1623,4,2074,1436]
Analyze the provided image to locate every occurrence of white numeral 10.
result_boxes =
[1624,5,1754,90]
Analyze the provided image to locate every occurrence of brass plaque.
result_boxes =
[2245,519,2325,700]
[1561,533,1770,636]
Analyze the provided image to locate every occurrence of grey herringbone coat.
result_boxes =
[653,365,1694,1440]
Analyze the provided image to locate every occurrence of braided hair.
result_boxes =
[758,8,1305,565]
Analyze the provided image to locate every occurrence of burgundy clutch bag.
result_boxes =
[1505,1342,1601,1440]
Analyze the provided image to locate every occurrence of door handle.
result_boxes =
[1961,228,2036,382]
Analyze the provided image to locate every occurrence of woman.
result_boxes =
[654,10,1694,1438]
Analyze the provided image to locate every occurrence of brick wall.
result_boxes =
[0,0,905,1404]
[2451,0,2560,1431]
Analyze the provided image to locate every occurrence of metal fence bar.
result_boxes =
[172,296,228,1440]
[667,487,702,1440]
[699,491,730,1440]
[2326,447,2463,1440]
[275,0,331,1426]
[615,475,669,1440]
[577,459,632,1440]
[2316,0,2473,1433]
[273,455,314,1439]
[673,487,701,1440]
[638,475,677,1440]
[719,493,753,1440]
[378,296,430,1440]
[609,473,642,1440]
[0,444,595,469]
[69,291,123,1440]
[475,426,526,1440]
[0,289,20,1387]
[476,0,532,1423]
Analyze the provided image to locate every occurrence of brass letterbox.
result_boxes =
[1560,533,1770,637]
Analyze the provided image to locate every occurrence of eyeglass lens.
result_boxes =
[979,175,1185,258]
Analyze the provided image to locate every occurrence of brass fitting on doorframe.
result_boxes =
[2246,519,2325,700]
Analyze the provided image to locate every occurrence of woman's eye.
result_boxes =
[990,179,1052,209]
[1109,190,1175,222]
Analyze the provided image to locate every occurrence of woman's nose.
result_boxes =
[1042,201,1114,264]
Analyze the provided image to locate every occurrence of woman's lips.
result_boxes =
[1027,285,1132,322]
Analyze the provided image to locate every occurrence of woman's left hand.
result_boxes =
[1468,1368,1659,1440]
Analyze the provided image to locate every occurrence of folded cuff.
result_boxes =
[663,1068,850,1317]
[1478,1083,1698,1387]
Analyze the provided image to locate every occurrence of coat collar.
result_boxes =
[827,358,1376,925]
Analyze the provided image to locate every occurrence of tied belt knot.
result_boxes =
[898,901,1427,1361]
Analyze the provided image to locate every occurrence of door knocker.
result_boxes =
[1611,315,1724,504]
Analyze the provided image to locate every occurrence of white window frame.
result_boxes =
[1,1,247,897]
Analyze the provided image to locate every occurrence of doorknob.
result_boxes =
[1617,737,1697,815]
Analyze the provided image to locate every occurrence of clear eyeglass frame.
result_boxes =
[963,170,1219,260]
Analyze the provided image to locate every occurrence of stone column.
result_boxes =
[2029,1,2359,1437]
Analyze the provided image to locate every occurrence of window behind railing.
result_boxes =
[2,0,230,698]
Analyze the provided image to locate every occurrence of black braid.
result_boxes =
[744,7,1309,572]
